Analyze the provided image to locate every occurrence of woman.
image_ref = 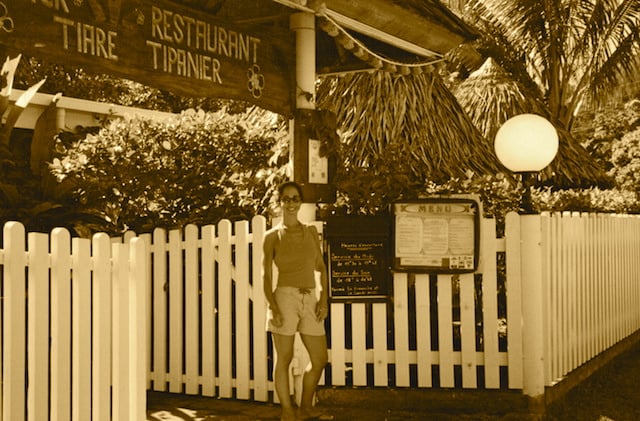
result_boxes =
[262,181,330,421]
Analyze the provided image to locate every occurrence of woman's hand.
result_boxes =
[315,300,328,322]
[269,304,284,327]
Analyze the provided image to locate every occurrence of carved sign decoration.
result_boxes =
[1,0,296,115]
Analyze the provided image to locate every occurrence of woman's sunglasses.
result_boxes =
[280,195,301,204]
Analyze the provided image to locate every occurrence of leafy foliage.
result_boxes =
[537,187,640,214]
[325,142,421,216]
[50,108,289,235]
[0,128,107,236]
[454,0,640,131]
[576,99,640,173]
[610,127,640,195]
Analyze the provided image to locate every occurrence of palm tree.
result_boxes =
[453,57,610,187]
[454,0,640,131]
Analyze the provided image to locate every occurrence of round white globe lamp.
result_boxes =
[494,114,559,172]
[494,114,559,213]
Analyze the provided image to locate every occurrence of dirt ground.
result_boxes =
[545,340,640,421]
[147,341,640,421]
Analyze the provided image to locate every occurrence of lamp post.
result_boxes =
[494,114,559,214]
[494,114,559,401]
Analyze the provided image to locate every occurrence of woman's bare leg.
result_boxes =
[299,334,329,415]
[273,333,296,421]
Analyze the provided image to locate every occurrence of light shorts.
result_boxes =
[267,286,326,336]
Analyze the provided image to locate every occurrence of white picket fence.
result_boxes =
[0,222,148,421]
[538,213,640,386]
[2,212,640,420]
[144,217,512,398]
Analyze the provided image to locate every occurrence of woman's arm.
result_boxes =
[262,232,275,303]
[310,225,329,321]
[262,232,282,326]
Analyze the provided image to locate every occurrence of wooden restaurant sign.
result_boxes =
[0,0,296,115]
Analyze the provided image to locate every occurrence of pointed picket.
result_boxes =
[168,229,184,393]
[415,274,432,387]
[436,274,455,388]
[27,232,49,421]
[184,225,200,395]
[505,212,523,389]
[480,218,500,389]
[50,228,72,421]
[351,303,368,386]
[111,242,131,421]
[92,233,113,420]
[151,228,168,392]
[459,273,477,388]
[251,216,269,401]
[393,273,410,387]
[72,237,92,421]
[235,221,252,400]
[130,237,149,421]
[217,219,234,398]
[330,303,346,386]
[201,224,217,397]
[372,303,388,386]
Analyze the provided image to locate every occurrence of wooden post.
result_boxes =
[291,13,316,111]
[520,214,547,408]
[290,12,317,223]
[290,11,316,405]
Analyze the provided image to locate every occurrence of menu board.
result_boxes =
[392,197,480,273]
[325,216,390,300]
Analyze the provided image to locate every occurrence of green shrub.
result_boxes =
[610,127,640,195]
[50,108,288,235]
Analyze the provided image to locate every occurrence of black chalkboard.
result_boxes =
[325,216,390,300]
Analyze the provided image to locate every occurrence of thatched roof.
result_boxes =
[453,58,611,188]
[316,69,502,184]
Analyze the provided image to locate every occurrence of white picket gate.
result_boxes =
[145,218,270,401]
[2,211,640,420]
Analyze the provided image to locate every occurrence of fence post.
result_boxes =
[520,214,546,407]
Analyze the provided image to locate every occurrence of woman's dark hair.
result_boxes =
[277,181,304,200]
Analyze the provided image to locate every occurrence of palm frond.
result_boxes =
[453,58,610,188]
[460,0,640,129]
